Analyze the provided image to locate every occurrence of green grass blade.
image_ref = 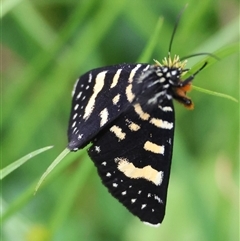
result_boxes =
[49,155,92,236]
[137,17,164,63]
[0,146,53,180]
[186,42,239,74]
[34,148,70,193]
[1,0,22,17]
[11,1,57,49]
[2,0,95,125]
[192,86,238,103]
[194,16,239,53]
[1,150,84,222]
[185,43,239,103]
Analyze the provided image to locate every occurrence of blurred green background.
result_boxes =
[1,0,239,240]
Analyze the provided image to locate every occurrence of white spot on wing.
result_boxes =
[162,106,173,112]
[154,195,163,203]
[126,84,135,102]
[99,108,109,127]
[127,121,140,132]
[83,71,107,120]
[133,103,150,120]
[150,118,173,129]
[74,104,79,110]
[76,92,82,99]
[125,64,143,103]
[88,73,92,83]
[159,105,173,112]
[143,141,165,155]
[72,121,76,128]
[110,69,122,88]
[141,204,147,209]
[110,125,126,141]
[115,157,164,186]
[95,146,101,153]
[129,64,142,83]
[112,94,120,105]
[72,78,79,96]
[143,65,150,71]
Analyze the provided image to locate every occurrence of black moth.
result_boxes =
[67,11,208,225]
[26,4,217,226]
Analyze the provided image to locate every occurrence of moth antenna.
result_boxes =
[181,52,220,61]
[181,62,208,86]
[168,4,188,55]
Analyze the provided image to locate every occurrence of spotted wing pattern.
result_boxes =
[67,55,196,226]
[88,100,175,226]
[68,64,149,151]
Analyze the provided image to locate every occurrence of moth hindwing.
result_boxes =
[68,56,196,226]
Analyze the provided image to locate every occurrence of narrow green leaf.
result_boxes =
[49,157,92,236]
[137,17,164,63]
[2,0,95,125]
[185,43,238,103]
[194,16,239,53]
[34,148,70,193]
[192,85,238,103]
[1,0,22,17]
[186,42,239,74]
[0,146,53,180]
[1,150,85,223]
[11,1,57,49]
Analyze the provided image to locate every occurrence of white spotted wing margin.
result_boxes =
[88,101,175,226]
[68,64,149,151]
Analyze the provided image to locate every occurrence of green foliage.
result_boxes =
[0,146,53,179]
[2,0,239,241]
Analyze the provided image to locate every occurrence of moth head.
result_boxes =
[156,54,194,109]
[155,54,188,86]
[136,55,194,108]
